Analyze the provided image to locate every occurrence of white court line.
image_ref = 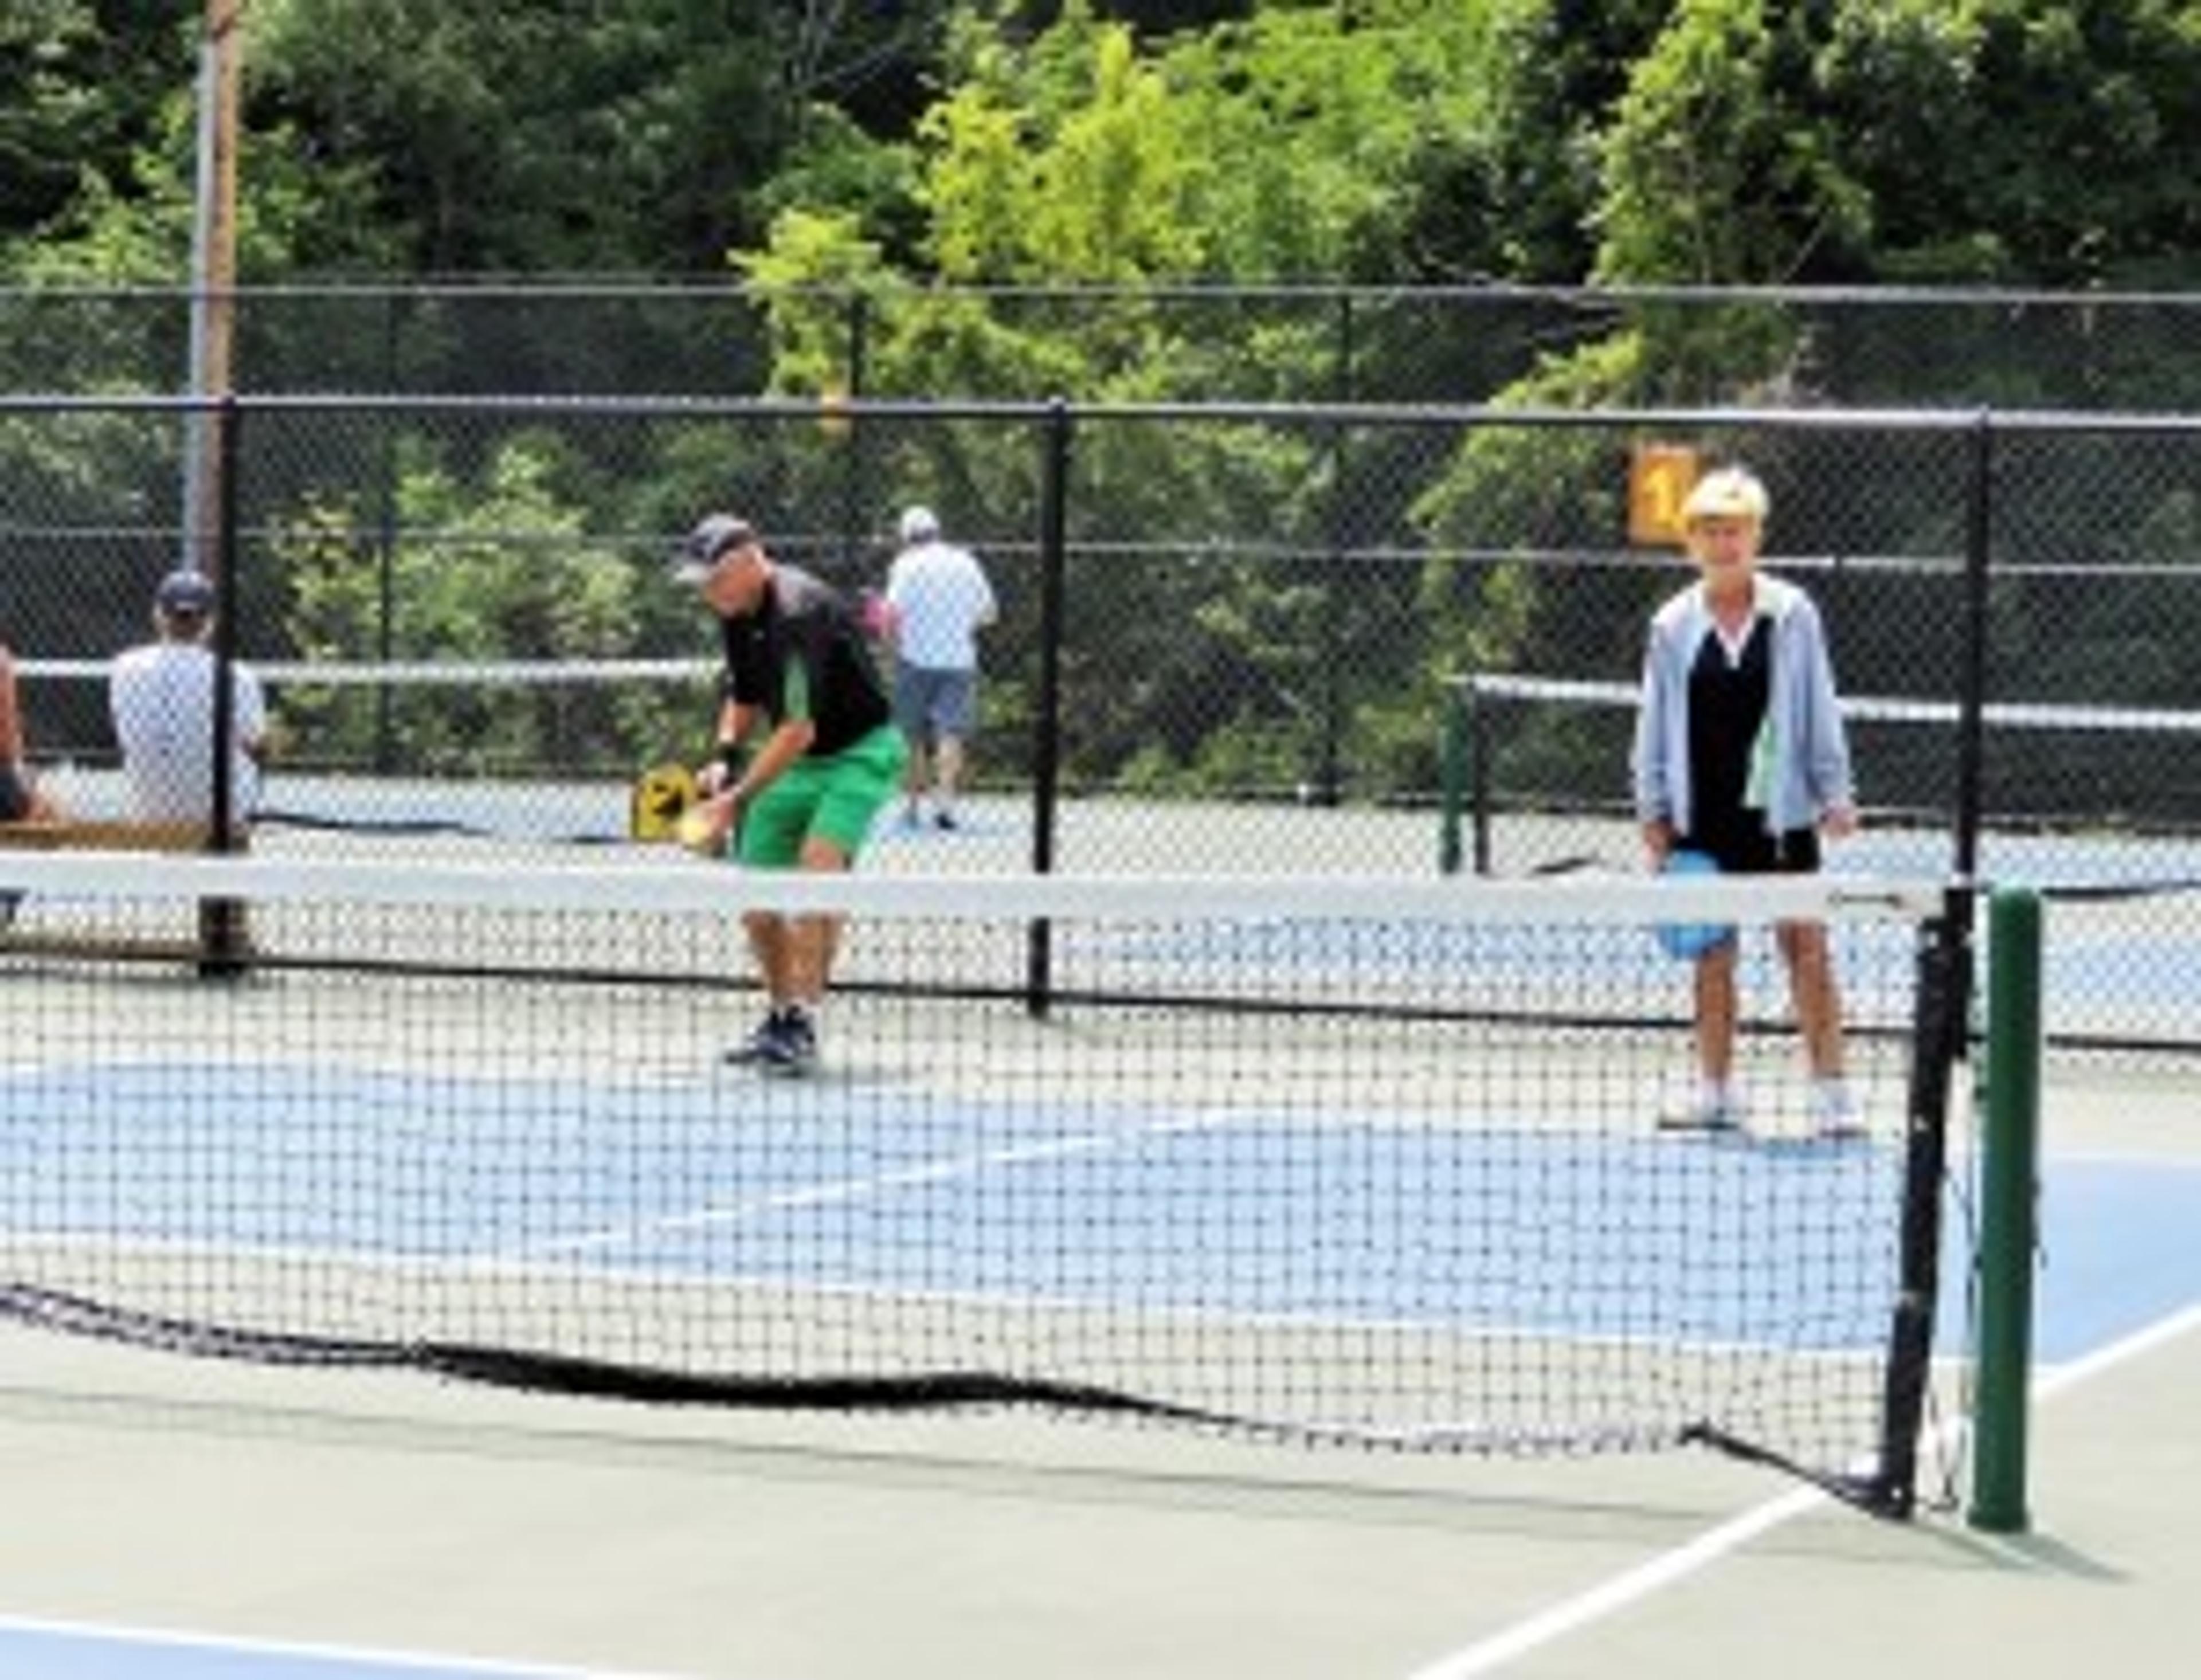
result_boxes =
[516,1110,1237,1259]
[1401,1298,2201,1680]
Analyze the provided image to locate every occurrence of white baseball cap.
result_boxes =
[898,505,941,544]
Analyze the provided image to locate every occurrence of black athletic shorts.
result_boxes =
[0,763,31,823]
[1678,821,1820,876]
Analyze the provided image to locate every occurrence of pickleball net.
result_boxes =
[0,853,1977,1515]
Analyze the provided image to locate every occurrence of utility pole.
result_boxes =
[182,0,242,577]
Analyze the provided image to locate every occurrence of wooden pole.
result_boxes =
[185,0,242,577]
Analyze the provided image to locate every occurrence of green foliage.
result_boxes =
[758,109,927,269]
[273,434,685,775]
[895,3,1537,287]
[1887,0,2201,285]
[0,1,103,238]
[9,0,2198,297]
[740,210,904,397]
[1595,0,2201,288]
[6,0,2200,820]
[0,2,199,264]
[1595,0,1872,285]
[249,0,801,272]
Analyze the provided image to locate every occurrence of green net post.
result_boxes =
[1969,885,2042,1533]
[1438,676,1469,876]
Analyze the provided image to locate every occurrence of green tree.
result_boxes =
[1595,0,1870,287]
[275,432,684,774]
[1824,0,2201,287]
[0,2,197,262]
[248,0,799,273]
[1596,0,2201,291]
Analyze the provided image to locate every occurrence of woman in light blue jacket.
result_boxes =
[1630,466,1860,1137]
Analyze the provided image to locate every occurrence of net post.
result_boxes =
[1870,883,1969,1516]
[1969,884,2043,1533]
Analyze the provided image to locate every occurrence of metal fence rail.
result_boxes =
[7,282,2201,410]
[1,390,2196,1051]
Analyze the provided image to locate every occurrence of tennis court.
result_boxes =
[0,1070,2192,1679]
[0,825,2194,1679]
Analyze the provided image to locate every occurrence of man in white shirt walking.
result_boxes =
[109,570,269,831]
[882,505,996,831]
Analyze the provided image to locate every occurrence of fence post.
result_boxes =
[1970,885,2042,1532]
[1438,675,1468,875]
[373,289,403,773]
[199,391,249,978]
[210,389,238,852]
[840,292,870,575]
[1314,291,1354,808]
[1953,412,1994,879]
[1024,398,1072,1015]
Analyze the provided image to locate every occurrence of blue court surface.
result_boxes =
[0,1062,1929,1350]
[3,1061,2196,1361]
[0,1614,625,1679]
[2,1059,2196,1679]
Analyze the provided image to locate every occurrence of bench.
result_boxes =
[0,819,214,853]
[0,820,252,972]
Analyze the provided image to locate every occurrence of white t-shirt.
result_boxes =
[109,642,267,823]
[885,541,996,671]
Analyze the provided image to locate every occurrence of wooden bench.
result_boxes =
[0,819,214,854]
[0,820,252,972]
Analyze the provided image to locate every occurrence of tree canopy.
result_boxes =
[2,1,2194,817]
[3,0,2195,293]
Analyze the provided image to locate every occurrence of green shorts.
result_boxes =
[737,725,907,868]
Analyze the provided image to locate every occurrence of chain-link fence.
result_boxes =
[1,390,2195,1050]
[8,283,2201,410]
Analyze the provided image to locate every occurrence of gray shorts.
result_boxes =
[894,664,978,741]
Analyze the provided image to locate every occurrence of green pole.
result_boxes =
[1438,677,1468,875]
[1969,886,2042,1533]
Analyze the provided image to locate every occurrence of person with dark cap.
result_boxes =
[109,569,268,827]
[0,642,58,824]
[674,513,907,1076]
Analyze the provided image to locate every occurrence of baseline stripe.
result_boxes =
[1402,1295,2201,1679]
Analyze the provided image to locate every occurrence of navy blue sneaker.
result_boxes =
[725,1008,793,1067]
[755,1007,819,1078]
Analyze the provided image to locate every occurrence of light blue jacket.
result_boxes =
[1630,574,1853,836]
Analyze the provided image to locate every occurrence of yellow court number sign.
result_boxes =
[1628,443,1702,547]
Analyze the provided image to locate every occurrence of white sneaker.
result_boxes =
[1659,1080,1744,1134]
[1811,1080,1866,1139]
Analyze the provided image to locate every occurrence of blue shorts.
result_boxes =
[894,664,979,741]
